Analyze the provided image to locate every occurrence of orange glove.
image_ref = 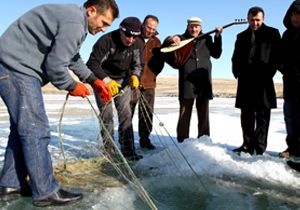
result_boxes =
[69,82,90,98]
[92,79,112,103]
[107,80,121,96]
[130,75,139,88]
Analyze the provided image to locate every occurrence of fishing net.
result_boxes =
[54,157,122,190]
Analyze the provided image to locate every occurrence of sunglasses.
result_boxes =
[120,27,140,38]
[123,30,138,38]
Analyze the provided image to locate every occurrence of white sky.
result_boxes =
[0,0,293,81]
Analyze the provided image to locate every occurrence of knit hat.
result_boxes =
[187,17,202,26]
[120,17,142,36]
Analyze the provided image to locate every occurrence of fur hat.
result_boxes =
[120,17,142,35]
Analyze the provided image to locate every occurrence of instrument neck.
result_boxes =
[195,22,235,41]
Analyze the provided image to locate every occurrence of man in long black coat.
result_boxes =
[164,17,223,142]
[232,6,281,155]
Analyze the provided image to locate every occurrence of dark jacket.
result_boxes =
[137,36,164,89]
[232,24,281,109]
[177,31,222,100]
[281,0,300,103]
[87,29,144,86]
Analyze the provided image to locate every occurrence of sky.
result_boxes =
[0,0,294,81]
[1,95,300,209]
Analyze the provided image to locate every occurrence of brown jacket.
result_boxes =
[138,36,164,89]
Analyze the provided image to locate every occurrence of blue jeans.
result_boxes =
[284,100,300,155]
[0,64,59,200]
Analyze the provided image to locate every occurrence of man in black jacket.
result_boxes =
[280,0,300,171]
[87,17,144,161]
[164,17,222,143]
[231,6,281,155]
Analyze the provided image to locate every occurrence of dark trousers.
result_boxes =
[131,88,155,142]
[95,88,135,156]
[284,100,300,155]
[177,97,209,139]
[240,108,271,154]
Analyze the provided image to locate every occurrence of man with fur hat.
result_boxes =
[87,16,144,161]
[163,17,223,143]
[279,0,300,171]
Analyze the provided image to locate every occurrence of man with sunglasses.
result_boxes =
[87,16,144,161]
[131,15,164,150]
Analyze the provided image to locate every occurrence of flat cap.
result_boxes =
[187,17,202,25]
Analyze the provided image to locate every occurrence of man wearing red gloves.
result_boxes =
[0,0,118,207]
[87,17,144,161]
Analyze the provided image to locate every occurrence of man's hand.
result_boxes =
[92,79,112,103]
[130,75,139,88]
[215,26,223,37]
[107,80,121,96]
[167,35,181,45]
[69,82,90,98]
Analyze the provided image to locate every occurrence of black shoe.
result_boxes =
[33,189,83,207]
[140,139,156,150]
[0,186,32,201]
[287,160,300,172]
[177,137,185,143]
[0,187,21,201]
[232,146,254,155]
[124,153,143,161]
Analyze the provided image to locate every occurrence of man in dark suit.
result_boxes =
[231,6,281,155]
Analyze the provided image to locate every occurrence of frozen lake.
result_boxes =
[1,95,300,210]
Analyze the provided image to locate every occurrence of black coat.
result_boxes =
[178,32,222,100]
[87,29,144,86]
[232,24,281,109]
[281,0,300,103]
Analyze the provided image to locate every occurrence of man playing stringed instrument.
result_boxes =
[163,17,223,143]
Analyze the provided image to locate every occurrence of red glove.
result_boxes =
[69,82,90,98]
[92,79,112,103]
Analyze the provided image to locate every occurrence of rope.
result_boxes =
[57,91,158,209]
[57,93,69,170]
[137,91,192,177]
[57,86,212,207]
[138,89,211,195]
[86,96,158,210]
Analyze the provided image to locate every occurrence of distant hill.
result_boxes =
[42,76,283,98]
[155,76,283,98]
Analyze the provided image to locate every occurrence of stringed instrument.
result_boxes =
[161,19,247,69]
